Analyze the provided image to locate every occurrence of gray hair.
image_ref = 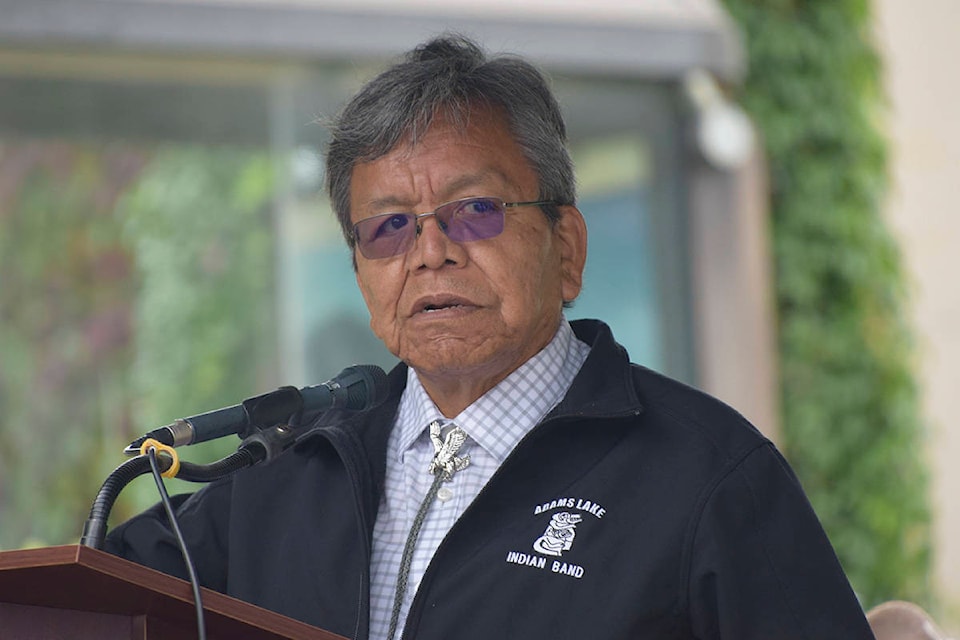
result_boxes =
[325,34,576,250]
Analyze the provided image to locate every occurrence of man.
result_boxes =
[107,35,876,639]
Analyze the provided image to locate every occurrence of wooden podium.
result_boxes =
[0,545,347,639]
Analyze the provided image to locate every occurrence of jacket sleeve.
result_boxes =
[103,478,233,593]
[686,444,876,639]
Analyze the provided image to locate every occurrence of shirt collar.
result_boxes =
[394,318,589,463]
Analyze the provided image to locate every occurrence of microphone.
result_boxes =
[124,364,388,454]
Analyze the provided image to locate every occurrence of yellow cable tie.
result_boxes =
[140,438,181,479]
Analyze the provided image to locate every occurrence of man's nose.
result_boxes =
[411,214,462,269]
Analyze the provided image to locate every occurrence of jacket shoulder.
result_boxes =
[628,363,771,466]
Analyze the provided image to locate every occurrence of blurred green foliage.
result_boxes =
[114,145,276,515]
[0,142,275,547]
[0,143,144,548]
[721,0,931,607]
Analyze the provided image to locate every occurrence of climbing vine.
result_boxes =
[721,0,931,607]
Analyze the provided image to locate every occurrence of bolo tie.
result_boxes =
[386,420,470,640]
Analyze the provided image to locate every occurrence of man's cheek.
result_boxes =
[368,307,402,354]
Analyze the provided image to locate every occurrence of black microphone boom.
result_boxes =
[124,364,388,454]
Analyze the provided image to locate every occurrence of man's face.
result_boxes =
[349,108,586,399]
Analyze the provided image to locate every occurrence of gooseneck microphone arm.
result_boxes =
[80,446,262,549]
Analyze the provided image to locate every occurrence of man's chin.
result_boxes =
[405,341,494,376]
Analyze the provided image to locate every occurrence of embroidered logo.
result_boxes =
[504,496,607,580]
[532,512,583,557]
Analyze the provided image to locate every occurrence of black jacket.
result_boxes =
[106,319,875,639]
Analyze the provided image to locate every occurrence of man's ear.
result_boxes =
[555,205,588,303]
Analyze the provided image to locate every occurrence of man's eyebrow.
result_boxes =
[364,195,410,212]
[440,171,502,199]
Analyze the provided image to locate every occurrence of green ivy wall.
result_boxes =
[720,0,931,607]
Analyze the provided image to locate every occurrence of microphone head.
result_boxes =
[336,364,389,410]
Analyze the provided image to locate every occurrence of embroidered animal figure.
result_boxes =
[533,512,584,557]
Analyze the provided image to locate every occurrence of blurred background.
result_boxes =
[0,0,957,631]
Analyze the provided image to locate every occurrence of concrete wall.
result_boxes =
[874,0,960,630]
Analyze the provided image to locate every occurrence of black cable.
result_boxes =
[147,446,207,640]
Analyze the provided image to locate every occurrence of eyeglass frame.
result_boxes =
[350,196,558,260]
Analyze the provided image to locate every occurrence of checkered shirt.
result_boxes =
[368,318,591,640]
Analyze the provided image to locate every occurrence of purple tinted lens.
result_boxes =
[440,197,505,242]
[355,213,416,259]
[354,197,506,259]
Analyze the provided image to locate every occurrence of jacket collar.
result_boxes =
[551,318,645,420]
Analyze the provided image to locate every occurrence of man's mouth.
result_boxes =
[412,296,475,315]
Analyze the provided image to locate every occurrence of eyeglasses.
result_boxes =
[352,196,556,260]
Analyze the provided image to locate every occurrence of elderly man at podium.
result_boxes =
[107,35,876,640]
